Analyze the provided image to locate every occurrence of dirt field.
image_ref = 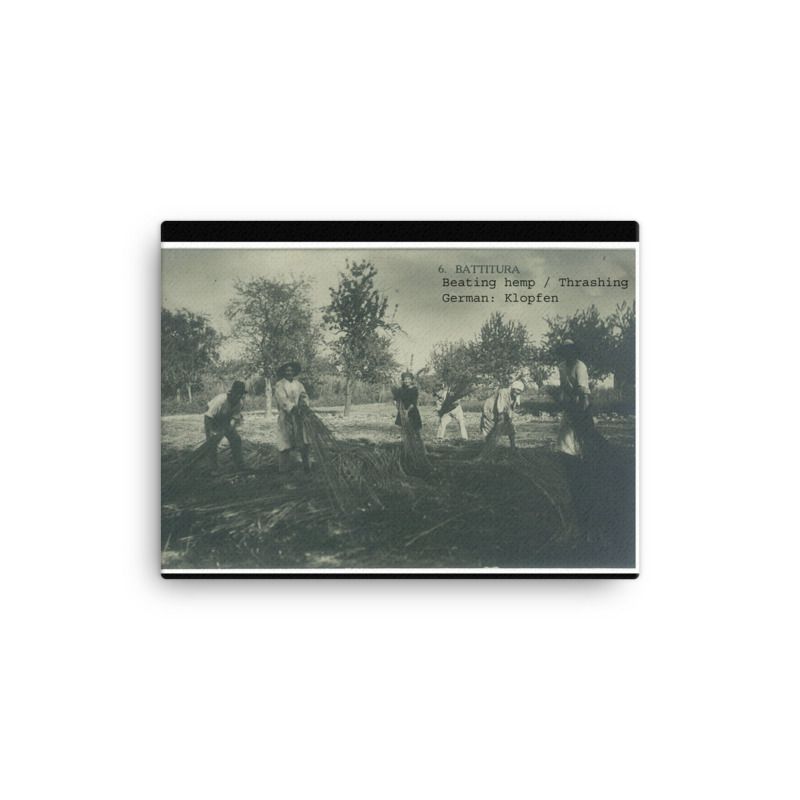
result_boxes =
[161,403,636,571]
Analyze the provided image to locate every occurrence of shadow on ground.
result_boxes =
[161,420,635,571]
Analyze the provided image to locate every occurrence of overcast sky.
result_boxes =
[162,248,636,369]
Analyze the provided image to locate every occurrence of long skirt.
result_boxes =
[395,405,422,431]
[558,406,599,458]
[276,409,310,452]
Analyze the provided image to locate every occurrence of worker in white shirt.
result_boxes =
[274,361,311,474]
[480,380,525,448]
[204,380,246,471]
[557,339,594,457]
[433,382,468,441]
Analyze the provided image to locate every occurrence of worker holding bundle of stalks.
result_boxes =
[433,382,468,441]
[393,370,431,474]
[393,371,422,431]
[556,339,609,539]
[557,339,598,458]
[480,380,525,449]
[274,361,311,474]
[204,380,247,472]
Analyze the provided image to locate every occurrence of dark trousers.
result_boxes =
[204,417,244,469]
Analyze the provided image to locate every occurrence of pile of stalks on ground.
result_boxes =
[162,406,584,569]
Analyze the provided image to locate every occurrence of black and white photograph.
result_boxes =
[161,224,638,575]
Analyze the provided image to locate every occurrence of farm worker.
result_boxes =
[480,380,525,448]
[433,382,468,441]
[274,361,311,474]
[557,339,596,458]
[204,380,247,471]
[394,371,422,431]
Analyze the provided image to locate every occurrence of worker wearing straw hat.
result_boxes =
[274,361,311,474]
[204,380,247,471]
[480,380,525,448]
[556,339,594,457]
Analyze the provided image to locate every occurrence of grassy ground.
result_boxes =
[161,403,636,571]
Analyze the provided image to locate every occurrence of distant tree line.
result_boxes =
[161,259,635,413]
[427,303,635,399]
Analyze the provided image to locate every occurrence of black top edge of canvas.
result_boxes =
[161,572,639,580]
[161,221,638,243]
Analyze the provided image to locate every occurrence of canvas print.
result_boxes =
[161,223,638,576]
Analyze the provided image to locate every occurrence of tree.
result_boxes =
[526,349,554,390]
[539,305,616,383]
[205,358,265,398]
[608,301,635,397]
[161,308,221,401]
[470,312,531,385]
[428,340,474,388]
[226,277,319,415]
[322,260,399,416]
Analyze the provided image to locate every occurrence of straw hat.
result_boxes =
[277,362,302,379]
[558,339,580,357]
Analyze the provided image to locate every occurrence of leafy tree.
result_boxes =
[608,301,635,397]
[322,260,399,416]
[226,277,319,414]
[539,305,615,383]
[470,312,531,385]
[161,308,221,401]
[204,358,265,398]
[526,348,555,390]
[428,340,473,388]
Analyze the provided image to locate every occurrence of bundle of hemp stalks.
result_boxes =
[437,380,473,417]
[396,405,431,476]
[297,405,387,513]
[163,436,219,489]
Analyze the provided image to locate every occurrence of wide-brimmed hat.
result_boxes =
[558,338,580,355]
[510,380,525,393]
[277,361,302,379]
[230,380,247,395]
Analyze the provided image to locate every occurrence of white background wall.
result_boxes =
[3,2,798,798]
